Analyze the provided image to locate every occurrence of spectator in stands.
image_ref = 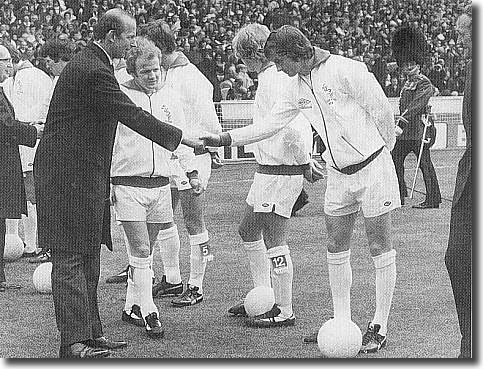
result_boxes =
[385,75,402,97]
[0,0,469,100]
[235,63,253,91]
[198,47,222,102]
[226,77,248,100]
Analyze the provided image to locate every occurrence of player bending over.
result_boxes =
[203,25,399,353]
[219,23,322,328]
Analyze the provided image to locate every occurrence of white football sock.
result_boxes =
[123,231,136,312]
[372,249,397,336]
[23,202,37,253]
[267,245,293,318]
[156,225,182,284]
[244,239,271,288]
[327,250,352,320]
[124,265,136,312]
[188,230,209,293]
[130,255,158,318]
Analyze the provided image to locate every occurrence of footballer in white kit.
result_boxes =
[110,38,199,338]
[204,25,399,353]
[138,21,223,307]
[218,24,322,328]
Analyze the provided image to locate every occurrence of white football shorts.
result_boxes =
[246,172,304,219]
[112,184,174,223]
[324,148,401,218]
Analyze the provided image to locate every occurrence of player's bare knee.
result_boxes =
[368,240,392,257]
[366,231,392,256]
[130,244,151,258]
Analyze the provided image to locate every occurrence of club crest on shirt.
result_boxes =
[321,83,335,105]
[297,98,313,109]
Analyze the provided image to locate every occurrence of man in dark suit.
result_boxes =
[0,45,42,292]
[34,9,201,359]
[445,5,472,359]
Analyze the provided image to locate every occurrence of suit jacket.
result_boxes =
[0,87,37,218]
[452,60,472,208]
[397,73,434,141]
[34,42,183,254]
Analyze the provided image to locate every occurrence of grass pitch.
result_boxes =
[1,149,465,359]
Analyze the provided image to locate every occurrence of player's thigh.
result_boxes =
[261,212,289,249]
[238,205,263,242]
[364,211,393,256]
[325,212,357,253]
[120,221,151,258]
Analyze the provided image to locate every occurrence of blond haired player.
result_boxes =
[221,23,321,327]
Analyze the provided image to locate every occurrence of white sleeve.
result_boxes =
[284,117,313,165]
[229,86,300,146]
[340,61,396,151]
[170,98,197,173]
[187,67,222,134]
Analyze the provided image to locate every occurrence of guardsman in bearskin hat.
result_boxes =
[391,26,441,208]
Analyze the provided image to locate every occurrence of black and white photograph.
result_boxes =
[0,0,474,360]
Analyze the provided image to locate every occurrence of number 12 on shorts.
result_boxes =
[200,243,214,262]
[271,255,288,274]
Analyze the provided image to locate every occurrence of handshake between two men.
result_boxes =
[182,132,325,184]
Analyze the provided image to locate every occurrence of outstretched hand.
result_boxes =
[200,133,222,147]
[181,136,205,153]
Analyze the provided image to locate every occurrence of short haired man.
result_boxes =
[34,9,201,358]
[202,25,399,354]
[111,36,200,339]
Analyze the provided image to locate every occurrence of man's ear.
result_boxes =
[106,29,116,43]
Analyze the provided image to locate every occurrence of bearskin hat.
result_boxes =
[391,26,428,66]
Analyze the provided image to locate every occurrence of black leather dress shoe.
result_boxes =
[412,202,440,209]
[59,342,111,358]
[89,336,128,350]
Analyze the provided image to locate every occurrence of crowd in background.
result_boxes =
[0,0,469,100]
